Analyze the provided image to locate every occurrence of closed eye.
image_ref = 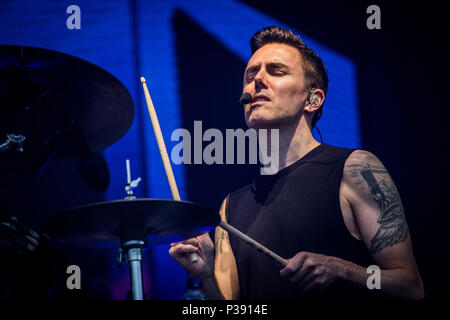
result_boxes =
[244,66,259,84]
[245,71,257,83]
[244,62,289,83]
[270,69,286,75]
[267,63,289,75]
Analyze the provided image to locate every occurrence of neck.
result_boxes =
[261,116,320,172]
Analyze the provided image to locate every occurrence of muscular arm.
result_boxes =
[339,150,424,299]
[169,197,239,299]
[211,197,240,300]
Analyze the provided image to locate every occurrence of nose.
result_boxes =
[254,69,268,92]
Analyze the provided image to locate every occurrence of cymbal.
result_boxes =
[42,199,220,249]
[0,45,134,153]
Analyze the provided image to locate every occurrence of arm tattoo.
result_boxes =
[360,163,409,254]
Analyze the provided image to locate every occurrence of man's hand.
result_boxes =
[169,233,214,278]
[280,251,343,291]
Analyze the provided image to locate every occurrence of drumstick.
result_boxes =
[141,77,181,201]
[218,221,288,267]
[140,77,198,263]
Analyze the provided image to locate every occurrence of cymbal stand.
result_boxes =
[117,239,146,300]
[116,159,146,300]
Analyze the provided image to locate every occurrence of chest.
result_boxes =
[229,164,347,257]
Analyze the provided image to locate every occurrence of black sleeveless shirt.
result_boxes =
[226,143,374,300]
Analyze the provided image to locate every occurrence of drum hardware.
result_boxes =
[0,45,134,189]
[0,215,69,300]
[118,159,146,300]
[1,216,41,253]
[124,158,141,200]
[0,134,26,152]
[43,158,220,300]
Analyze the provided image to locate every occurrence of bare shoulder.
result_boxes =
[342,150,393,197]
[343,150,387,179]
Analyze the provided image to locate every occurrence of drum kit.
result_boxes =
[0,45,221,300]
[0,45,285,300]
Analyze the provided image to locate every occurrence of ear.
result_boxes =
[305,87,325,115]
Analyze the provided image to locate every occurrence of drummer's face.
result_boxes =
[242,43,309,129]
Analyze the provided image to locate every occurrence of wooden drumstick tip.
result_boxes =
[140,76,146,83]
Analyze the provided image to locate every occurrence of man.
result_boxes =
[169,26,423,300]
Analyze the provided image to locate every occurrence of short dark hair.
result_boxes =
[250,26,328,129]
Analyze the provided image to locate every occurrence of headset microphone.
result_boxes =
[239,93,253,105]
